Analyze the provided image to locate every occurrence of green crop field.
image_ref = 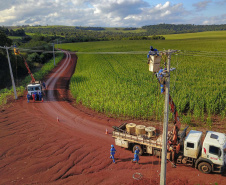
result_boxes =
[58,31,226,125]
[163,31,226,40]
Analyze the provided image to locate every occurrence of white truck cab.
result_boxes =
[195,131,226,173]
[27,83,42,96]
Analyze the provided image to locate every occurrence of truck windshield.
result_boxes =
[27,87,33,91]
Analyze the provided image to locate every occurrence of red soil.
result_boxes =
[0,51,225,185]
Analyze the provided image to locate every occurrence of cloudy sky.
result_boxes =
[0,0,225,27]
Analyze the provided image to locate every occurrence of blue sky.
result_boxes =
[0,0,225,27]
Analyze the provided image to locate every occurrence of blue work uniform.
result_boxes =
[133,148,140,163]
[27,93,30,103]
[158,68,164,94]
[110,147,116,163]
[38,92,42,101]
[148,46,158,57]
[33,92,38,101]
[42,82,46,89]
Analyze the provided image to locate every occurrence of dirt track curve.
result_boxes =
[0,51,225,185]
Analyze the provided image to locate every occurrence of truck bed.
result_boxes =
[112,131,163,149]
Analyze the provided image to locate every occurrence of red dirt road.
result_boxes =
[0,51,225,185]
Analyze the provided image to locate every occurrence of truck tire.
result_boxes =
[198,162,212,174]
[133,145,143,156]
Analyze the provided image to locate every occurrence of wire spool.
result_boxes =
[135,125,146,136]
[145,126,156,138]
[126,123,136,135]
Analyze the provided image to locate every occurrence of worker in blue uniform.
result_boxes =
[147,46,159,58]
[158,67,164,94]
[110,145,116,163]
[42,82,46,89]
[132,147,140,164]
[34,92,38,101]
[38,92,42,101]
[27,93,30,103]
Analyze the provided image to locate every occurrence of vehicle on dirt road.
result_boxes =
[14,46,44,102]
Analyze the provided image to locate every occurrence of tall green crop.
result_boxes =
[65,32,226,123]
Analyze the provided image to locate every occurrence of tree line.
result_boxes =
[21,26,164,42]
[0,30,53,89]
[0,26,26,36]
[142,24,226,35]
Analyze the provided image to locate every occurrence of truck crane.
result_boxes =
[112,50,226,174]
[14,46,44,102]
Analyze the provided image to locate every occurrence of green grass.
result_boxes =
[102,27,147,33]
[163,31,226,40]
[59,31,226,123]
[8,36,23,40]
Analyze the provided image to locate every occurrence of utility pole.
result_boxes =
[160,51,171,185]
[0,46,18,99]
[160,49,177,185]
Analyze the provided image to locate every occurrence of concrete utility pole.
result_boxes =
[159,49,177,185]
[160,51,171,185]
[0,46,18,99]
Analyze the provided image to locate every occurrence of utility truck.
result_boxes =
[112,123,226,174]
[14,47,44,101]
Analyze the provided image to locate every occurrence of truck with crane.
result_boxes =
[14,46,44,102]
[112,50,226,174]
[112,123,226,174]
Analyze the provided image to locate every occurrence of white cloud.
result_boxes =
[203,14,226,24]
[0,0,225,27]
[124,2,187,26]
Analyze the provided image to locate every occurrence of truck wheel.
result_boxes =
[198,162,212,174]
[133,145,143,156]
